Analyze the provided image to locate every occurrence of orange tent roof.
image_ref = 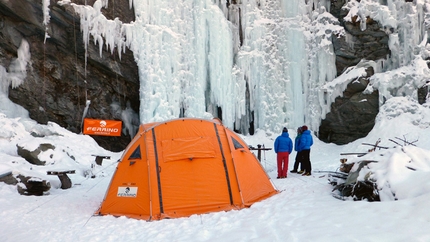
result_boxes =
[96,118,278,220]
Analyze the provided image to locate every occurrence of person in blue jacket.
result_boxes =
[291,126,304,174]
[296,125,313,176]
[274,127,293,179]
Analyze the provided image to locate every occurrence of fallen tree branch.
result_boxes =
[395,136,417,146]
[361,143,389,149]
[389,138,402,146]
[340,152,368,157]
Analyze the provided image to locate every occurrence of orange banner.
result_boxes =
[83,119,122,136]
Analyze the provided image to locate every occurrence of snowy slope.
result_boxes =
[1,97,430,241]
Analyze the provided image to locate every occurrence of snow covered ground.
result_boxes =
[1,97,430,242]
[1,1,429,241]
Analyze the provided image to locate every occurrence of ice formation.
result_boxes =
[44,0,430,135]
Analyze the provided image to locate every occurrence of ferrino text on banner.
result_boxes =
[83,118,122,136]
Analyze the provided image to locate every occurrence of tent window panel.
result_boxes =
[161,137,217,162]
[231,137,244,149]
[128,145,141,159]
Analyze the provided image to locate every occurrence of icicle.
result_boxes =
[80,100,91,134]
[42,0,51,26]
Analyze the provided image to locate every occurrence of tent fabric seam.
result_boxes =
[213,123,234,205]
[152,128,164,214]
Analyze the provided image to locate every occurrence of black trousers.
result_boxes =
[301,149,312,173]
[293,151,303,171]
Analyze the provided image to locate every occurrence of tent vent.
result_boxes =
[232,137,244,149]
[129,145,141,159]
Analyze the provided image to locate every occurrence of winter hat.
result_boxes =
[302,125,308,131]
[297,127,302,133]
[282,127,288,133]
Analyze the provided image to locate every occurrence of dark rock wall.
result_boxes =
[317,0,390,144]
[330,0,391,76]
[0,0,139,151]
[318,68,379,144]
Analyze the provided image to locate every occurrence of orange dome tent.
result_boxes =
[96,118,278,221]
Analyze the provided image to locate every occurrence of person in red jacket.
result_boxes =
[274,127,293,179]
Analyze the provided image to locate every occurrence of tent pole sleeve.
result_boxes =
[143,132,153,221]
[152,128,164,214]
[213,123,234,205]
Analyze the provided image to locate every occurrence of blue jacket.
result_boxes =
[274,132,293,153]
[294,134,301,152]
[296,130,313,151]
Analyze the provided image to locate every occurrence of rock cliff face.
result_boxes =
[0,0,394,149]
[318,67,379,144]
[0,0,139,151]
[317,0,388,144]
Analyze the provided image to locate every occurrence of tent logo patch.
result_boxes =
[117,186,138,197]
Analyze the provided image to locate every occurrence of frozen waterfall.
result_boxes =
[69,0,429,136]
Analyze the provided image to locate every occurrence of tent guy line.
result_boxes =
[25,192,66,215]
[25,160,119,215]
